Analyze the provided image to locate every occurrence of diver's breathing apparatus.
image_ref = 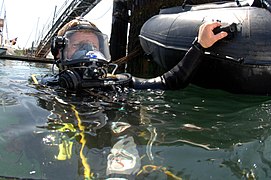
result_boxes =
[50,19,132,91]
[56,54,132,91]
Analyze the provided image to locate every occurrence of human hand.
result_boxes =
[197,22,228,48]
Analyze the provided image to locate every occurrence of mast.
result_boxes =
[0,0,4,46]
[0,0,4,17]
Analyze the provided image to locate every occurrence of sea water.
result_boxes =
[1,59,271,179]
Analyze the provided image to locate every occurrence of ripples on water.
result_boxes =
[1,60,271,179]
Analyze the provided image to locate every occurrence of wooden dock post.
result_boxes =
[109,0,129,72]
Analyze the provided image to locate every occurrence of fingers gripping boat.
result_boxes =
[139,0,271,95]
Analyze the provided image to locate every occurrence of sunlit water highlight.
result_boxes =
[1,60,271,179]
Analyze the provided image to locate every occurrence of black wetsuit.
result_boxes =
[39,44,203,91]
[132,44,203,90]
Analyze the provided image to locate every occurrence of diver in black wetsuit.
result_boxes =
[37,17,228,91]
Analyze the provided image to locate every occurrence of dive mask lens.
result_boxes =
[71,42,96,59]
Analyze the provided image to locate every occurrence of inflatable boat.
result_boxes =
[139,0,271,95]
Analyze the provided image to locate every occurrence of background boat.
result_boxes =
[0,0,16,55]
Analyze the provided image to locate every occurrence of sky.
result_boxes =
[1,0,113,49]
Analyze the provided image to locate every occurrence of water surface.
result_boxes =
[1,59,271,179]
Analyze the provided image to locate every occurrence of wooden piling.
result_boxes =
[110,0,129,72]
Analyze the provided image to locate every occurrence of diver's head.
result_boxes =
[51,17,111,65]
[50,17,113,91]
[50,17,130,91]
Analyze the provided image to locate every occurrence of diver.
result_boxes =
[36,17,228,91]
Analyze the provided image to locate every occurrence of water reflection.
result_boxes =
[31,86,177,179]
[34,86,271,180]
